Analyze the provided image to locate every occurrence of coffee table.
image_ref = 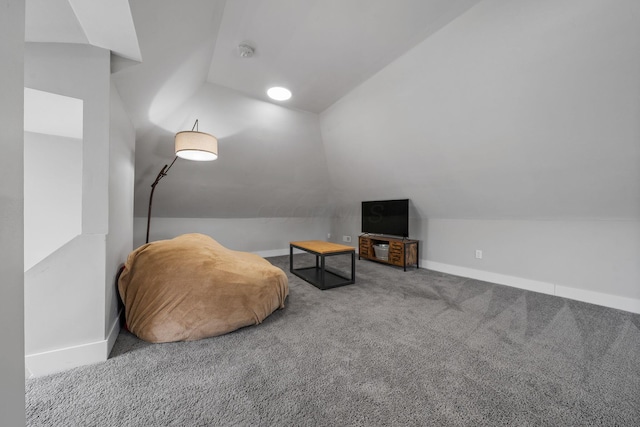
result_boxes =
[289,240,355,290]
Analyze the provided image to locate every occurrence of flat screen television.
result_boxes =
[361,199,409,238]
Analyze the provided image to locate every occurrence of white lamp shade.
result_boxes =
[175,131,218,161]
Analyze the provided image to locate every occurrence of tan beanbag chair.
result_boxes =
[118,233,289,343]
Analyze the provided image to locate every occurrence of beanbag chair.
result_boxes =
[118,233,289,343]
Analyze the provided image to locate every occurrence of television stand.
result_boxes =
[358,235,419,271]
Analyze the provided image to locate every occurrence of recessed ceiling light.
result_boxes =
[267,87,292,101]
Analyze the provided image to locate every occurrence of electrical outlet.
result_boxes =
[343,235,352,243]
[475,249,483,259]
[327,233,331,239]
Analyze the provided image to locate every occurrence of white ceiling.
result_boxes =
[25,0,141,61]
[111,0,226,135]
[25,0,485,218]
[25,0,88,45]
[26,0,482,124]
[207,0,482,113]
[22,0,640,224]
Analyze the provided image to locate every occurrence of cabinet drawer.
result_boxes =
[389,243,403,253]
[390,257,404,266]
[359,237,371,258]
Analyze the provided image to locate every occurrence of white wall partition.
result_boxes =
[23,88,83,271]
[23,42,115,376]
[23,132,82,270]
[105,82,135,340]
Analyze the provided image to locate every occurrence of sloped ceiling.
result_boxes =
[320,0,640,220]
[25,0,141,61]
[206,0,483,113]
[112,0,226,137]
[27,0,640,221]
[25,0,88,45]
[109,0,484,218]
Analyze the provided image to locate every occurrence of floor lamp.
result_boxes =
[146,120,217,243]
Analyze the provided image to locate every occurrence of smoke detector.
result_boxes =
[238,43,255,58]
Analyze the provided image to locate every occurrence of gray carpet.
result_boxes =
[26,254,640,426]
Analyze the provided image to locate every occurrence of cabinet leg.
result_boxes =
[351,252,356,283]
[289,245,293,272]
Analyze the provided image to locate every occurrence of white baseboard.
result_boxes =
[425,260,556,295]
[106,310,122,356]
[221,248,640,315]
[26,314,121,378]
[424,260,640,314]
[555,285,640,314]
[26,339,108,378]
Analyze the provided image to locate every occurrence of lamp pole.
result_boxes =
[145,156,178,244]
[145,119,217,244]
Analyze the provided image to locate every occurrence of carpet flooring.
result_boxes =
[26,254,640,426]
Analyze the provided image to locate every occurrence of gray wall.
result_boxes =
[0,0,25,423]
[135,216,330,255]
[133,83,331,219]
[321,0,640,219]
[133,83,333,254]
[321,0,640,310]
[425,219,640,302]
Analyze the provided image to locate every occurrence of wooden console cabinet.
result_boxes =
[358,235,419,271]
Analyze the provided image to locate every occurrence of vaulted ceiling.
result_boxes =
[106,0,483,218]
[26,0,141,61]
[206,0,482,113]
[24,0,640,221]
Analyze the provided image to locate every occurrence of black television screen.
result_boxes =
[361,199,409,237]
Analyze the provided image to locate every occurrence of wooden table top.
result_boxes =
[290,240,355,254]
